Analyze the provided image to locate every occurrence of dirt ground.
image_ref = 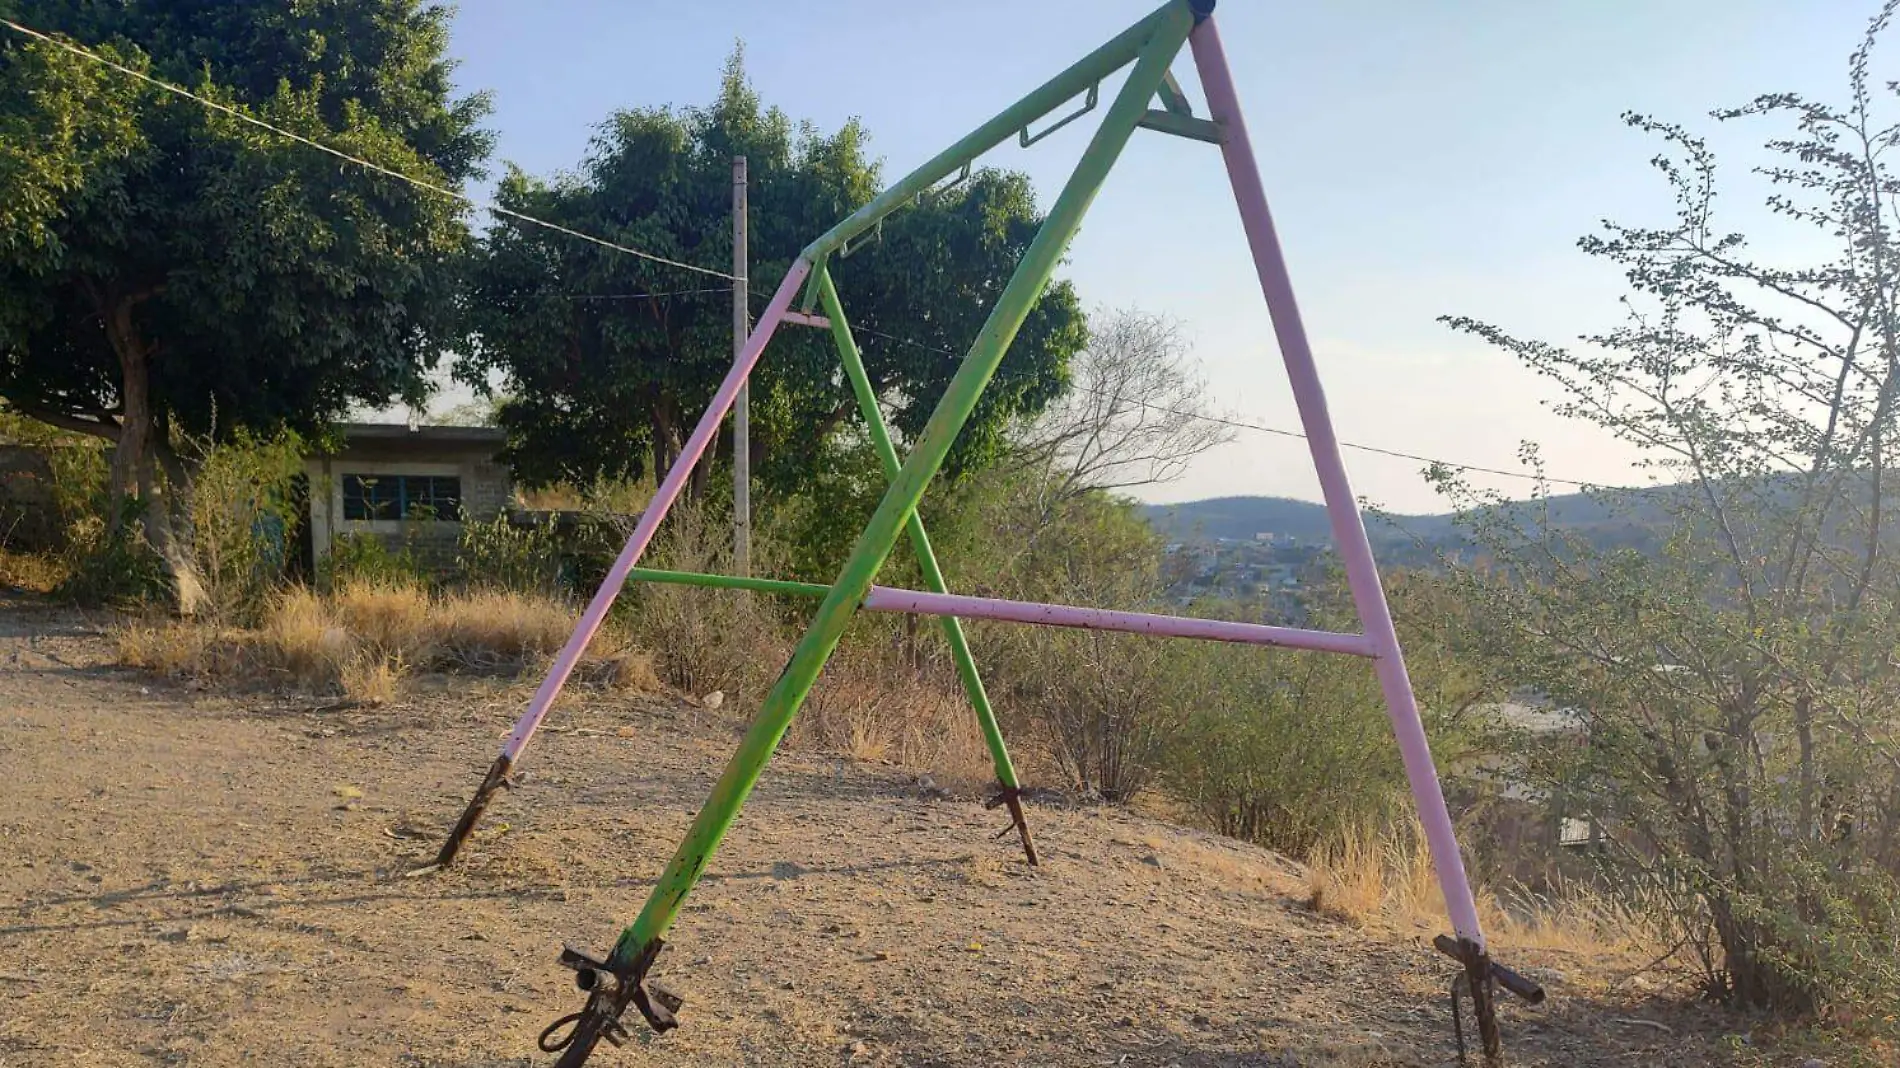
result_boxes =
[0,597,1759,1067]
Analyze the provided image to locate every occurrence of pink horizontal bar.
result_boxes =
[781,311,832,328]
[860,587,1376,657]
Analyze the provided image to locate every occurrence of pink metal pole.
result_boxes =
[1191,18,1485,946]
[499,259,812,762]
[862,587,1375,656]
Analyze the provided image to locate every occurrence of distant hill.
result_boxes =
[1144,488,1672,561]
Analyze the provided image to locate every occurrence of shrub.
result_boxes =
[954,483,1180,801]
[56,512,167,607]
[182,431,304,625]
[794,619,996,785]
[618,498,789,700]
[319,531,421,591]
[1164,643,1409,859]
[456,513,566,597]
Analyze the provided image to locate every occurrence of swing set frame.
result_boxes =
[429,3,1544,1062]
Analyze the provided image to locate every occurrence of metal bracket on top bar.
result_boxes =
[839,219,883,258]
[1156,70,1193,114]
[1020,83,1098,147]
[918,162,973,205]
[1136,109,1223,144]
[781,310,833,329]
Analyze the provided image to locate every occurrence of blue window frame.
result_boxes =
[341,474,462,521]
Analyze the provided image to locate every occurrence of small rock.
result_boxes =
[332,784,364,800]
[701,690,724,710]
[158,928,191,943]
[1802,1059,1826,1068]
[1140,854,1163,868]
[845,1041,868,1059]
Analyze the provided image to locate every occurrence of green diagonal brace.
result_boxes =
[814,264,1037,865]
[597,0,1195,988]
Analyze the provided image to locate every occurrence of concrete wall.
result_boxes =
[306,443,512,571]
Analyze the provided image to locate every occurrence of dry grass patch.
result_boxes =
[116,580,655,705]
[794,649,996,787]
[330,581,432,659]
[431,588,572,669]
[0,547,67,594]
[338,648,407,706]
[1302,822,1638,957]
[116,618,243,677]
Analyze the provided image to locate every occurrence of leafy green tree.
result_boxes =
[1439,2,1900,1012]
[461,50,1086,496]
[0,1,490,608]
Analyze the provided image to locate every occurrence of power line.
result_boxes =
[9,15,1594,489]
[0,17,739,282]
[837,318,1596,488]
[497,287,733,302]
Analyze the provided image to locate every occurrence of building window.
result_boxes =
[341,474,462,521]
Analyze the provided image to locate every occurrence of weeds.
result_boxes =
[456,514,565,597]
[117,580,650,704]
[795,631,996,787]
[619,498,788,700]
[1301,820,1637,956]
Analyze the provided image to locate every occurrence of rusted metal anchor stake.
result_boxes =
[540,940,680,1067]
[434,753,515,869]
[985,783,1039,866]
[1434,934,1545,1067]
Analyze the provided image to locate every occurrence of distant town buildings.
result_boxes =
[1161,532,1334,622]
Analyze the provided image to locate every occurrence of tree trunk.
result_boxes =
[649,400,680,491]
[1794,693,1816,837]
[1710,895,1816,1012]
[101,297,150,536]
[138,443,207,616]
[689,443,711,501]
[99,287,205,615]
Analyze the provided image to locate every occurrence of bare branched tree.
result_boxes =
[1010,307,1234,511]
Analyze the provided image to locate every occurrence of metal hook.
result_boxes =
[839,219,883,259]
[1019,83,1099,148]
[917,162,973,205]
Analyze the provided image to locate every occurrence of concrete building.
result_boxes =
[304,423,513,568]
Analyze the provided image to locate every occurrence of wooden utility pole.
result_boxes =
[732,155,750,574]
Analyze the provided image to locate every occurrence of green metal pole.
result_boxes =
[815,265,1038,865]
[628,566,829,599]
[604,3,1195,971]
[799,0,1177,264]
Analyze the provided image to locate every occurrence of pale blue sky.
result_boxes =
[440,0,1877,512]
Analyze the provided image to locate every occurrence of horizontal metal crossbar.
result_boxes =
[861,588,1376,655]
[623,566,1374,656]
